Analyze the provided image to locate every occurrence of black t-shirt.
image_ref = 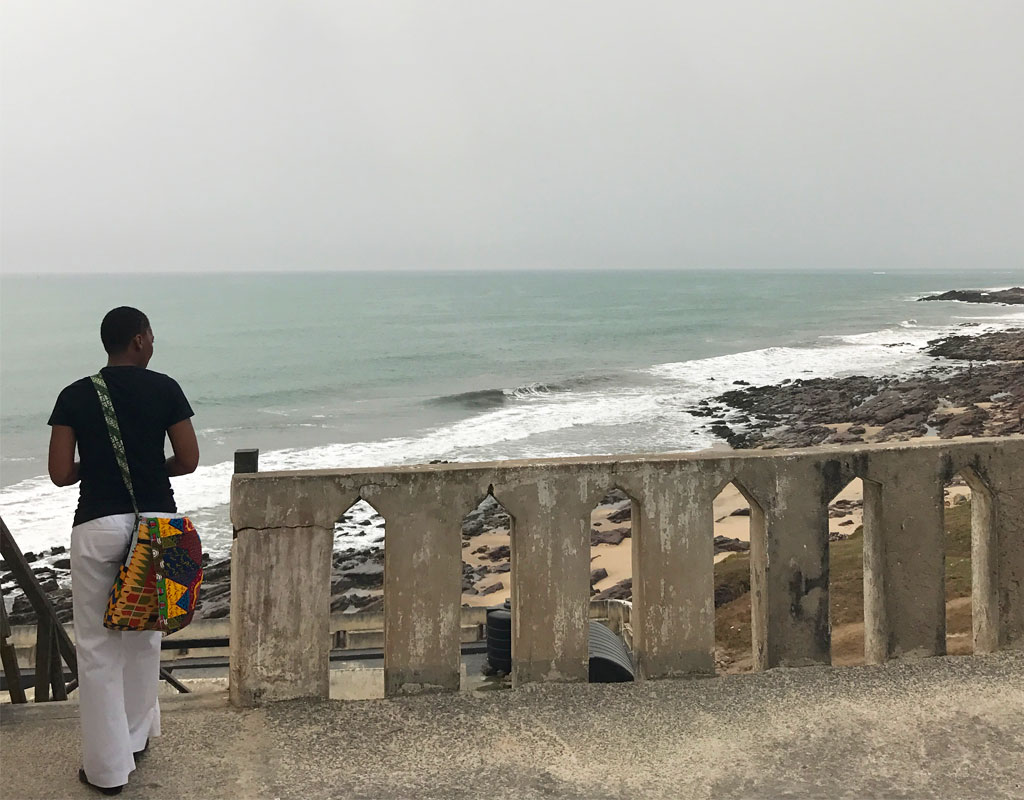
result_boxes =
[48,366,194,526]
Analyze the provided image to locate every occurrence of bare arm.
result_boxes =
[166,418,200,477]
[48,425,80,486]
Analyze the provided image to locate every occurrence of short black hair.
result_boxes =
[100,307,151,354]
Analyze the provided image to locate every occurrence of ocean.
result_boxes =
[2,269,1022,559]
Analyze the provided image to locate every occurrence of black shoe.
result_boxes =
[133,738,149,760]
[78,768,124,796]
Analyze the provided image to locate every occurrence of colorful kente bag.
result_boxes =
[92,373,203,633]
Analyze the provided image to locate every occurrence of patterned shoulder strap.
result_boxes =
[90,372,139,515]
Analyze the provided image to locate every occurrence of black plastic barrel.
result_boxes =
[485,608,512,673]
[587,620,634,682]
[486,607,634,682]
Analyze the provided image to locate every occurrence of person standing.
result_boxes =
[48,306,199,795]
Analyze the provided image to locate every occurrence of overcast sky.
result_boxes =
[1,1,1022,273]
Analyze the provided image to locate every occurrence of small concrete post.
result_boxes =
[233,450,258,542]
[234,448,259,474]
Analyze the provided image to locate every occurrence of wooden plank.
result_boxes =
[49,625,67,701]
[0,517,78,678]
[0,593,27,703]
[34,617,52,702]
[159,667,191,694]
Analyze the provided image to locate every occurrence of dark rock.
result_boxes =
[926,328,1024,360]
[713,536,750,554]
[489,562,511,574]
[918,288,1024,305]
[606,506,632,524]
[485,545,510,562]
[590,528,630,546]
[479,581,504,596]
[877,412,929,438]
[590,568,608,584]
[729,507,751,517]
[204,604,230,619]
[461,495,512,537]
[50,545,66,555]
[853,388,936,425]
[53,558,71,570]
[599,488,629,505]
[848,426,866,434]
[592,578,632,602]
[360,598,384,615]
[839,520,854,526]
[938,406,989,438]
[23,552,36,563]
[12,595,33,615]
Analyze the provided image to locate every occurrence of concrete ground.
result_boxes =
[2,652,1023,800]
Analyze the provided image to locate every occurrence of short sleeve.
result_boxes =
[48,386,76,427]
[165,377,195,428]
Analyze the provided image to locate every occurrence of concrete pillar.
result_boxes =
[370,479,476,696]
[960,442,1024,651]
[862,450,946,662]
[505,471,592,685]
[623,464,716,679]
[741,455,841,670]
[229,525,333,707]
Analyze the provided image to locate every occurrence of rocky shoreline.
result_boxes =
[4,306,1022,626]
[693,327,1023,450]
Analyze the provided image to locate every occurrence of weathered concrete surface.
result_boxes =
[622,463,717,679]
[369,478,479,696]
[3,653,1023,800]
[229,524,333,706]
[505,470,594,686]
[862,449,948,661]
[229,437,1024,705]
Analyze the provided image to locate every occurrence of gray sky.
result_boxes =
[1,1,1022,273]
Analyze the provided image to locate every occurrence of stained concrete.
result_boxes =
[3,652,1023,799]
[229,438,1024,704]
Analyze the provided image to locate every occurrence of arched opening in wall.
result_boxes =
[588,489,636,683]
[712,481,753,673]
[460,491,512,688]
[330,497,386,700]
[826,478,867,667]
[943,472,975,655]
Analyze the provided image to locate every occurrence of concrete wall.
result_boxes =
[228,437,1024,707]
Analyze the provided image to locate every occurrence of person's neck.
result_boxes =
[106,356,143,368]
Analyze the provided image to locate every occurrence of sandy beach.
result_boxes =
[457,479,972,609]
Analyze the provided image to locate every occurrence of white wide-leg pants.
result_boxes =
[71,512,165,789]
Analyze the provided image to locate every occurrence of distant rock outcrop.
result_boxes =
[918,287,1024,305]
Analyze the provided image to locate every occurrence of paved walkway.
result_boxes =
[2,652,1023,800]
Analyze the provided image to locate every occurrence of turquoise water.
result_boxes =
[2,268,1022,554]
